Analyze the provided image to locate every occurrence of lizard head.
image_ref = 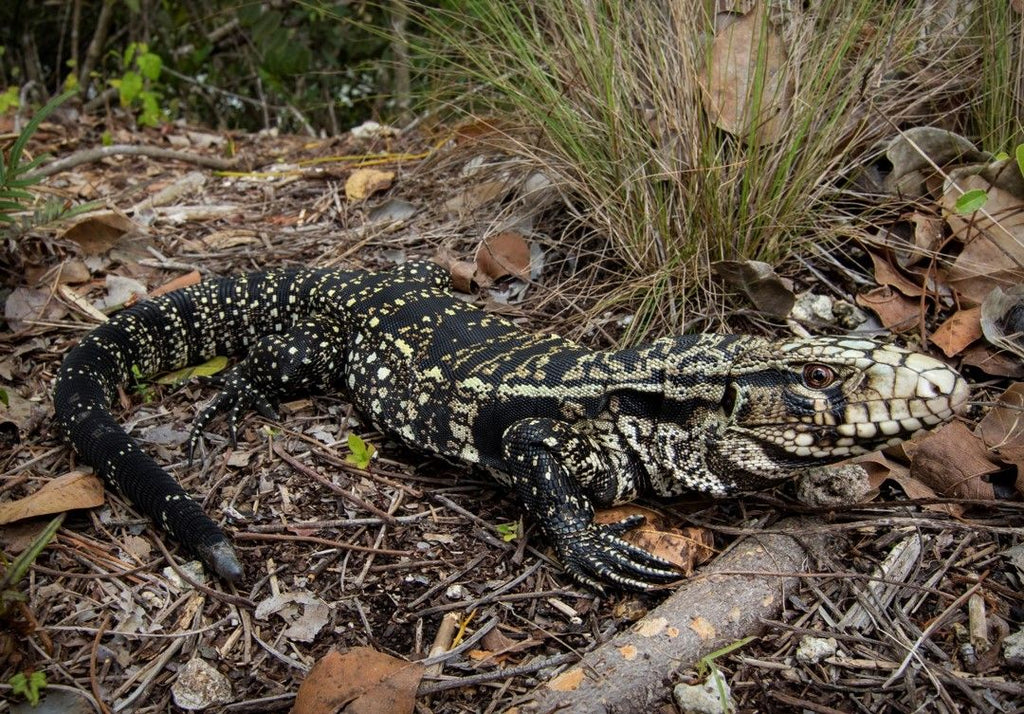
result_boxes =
[705,336,969,488]
[643,335,969,495]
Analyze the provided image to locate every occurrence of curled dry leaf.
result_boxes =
[975,383,1024,495]
[897,212,946,268]
[292,647,424,714]
[981,285,1024,360]
[712,260,795,319]
[883,127,986,197]
[974,383,1024,494]
[0,471,105,526]
[850,451,960,515]
[5,287,69,332]
[703,5,793,146]
[345,168,395,201]
[59,209,139,255]
[960,342,1024,379]
[448,260,480,293]
[475,231,531,283]
[868,251,928,297]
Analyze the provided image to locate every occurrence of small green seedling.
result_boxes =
[694,636,755,713]
[345,433,376,469]
[9,670,47,706]
[130,364,156,402]
[496,522,520,542]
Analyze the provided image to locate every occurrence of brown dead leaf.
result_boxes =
[150,271,201,298]
[595,505,712,575]
[868,251,927,297]
[942,174,1024,304]
[475,232,531,283]
[344,168,395,201]
[448,260,482,293]
[855,286,920,331]
[903,212,946,267]
[981,285,1024,359]
[851,451,960,515]
[704,5,793,145]
[628,526,714,575]
[931,307,983,357]
[0,388,38,432]
[291,647,423,714]
[906,422,998,501]
[0,471,105,525]
[443,180,507,214]
[975,383,1024,450]
[60,209,139,255]
[4,286,69,331]
[960,343,1024,379]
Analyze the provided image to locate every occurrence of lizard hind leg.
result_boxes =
[188,316,347,462]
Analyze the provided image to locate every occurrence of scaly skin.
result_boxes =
[54,261,969,590]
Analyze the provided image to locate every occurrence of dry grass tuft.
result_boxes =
[413,0,998,340]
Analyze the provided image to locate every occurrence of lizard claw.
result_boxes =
[553,515,680,592]
[187,366,279,464]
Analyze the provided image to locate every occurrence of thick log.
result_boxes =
[524,518,830,714]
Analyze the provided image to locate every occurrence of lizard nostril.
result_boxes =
[721,384,739,418]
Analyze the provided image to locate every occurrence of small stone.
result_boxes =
[1003,628,1024,667]
[791,292,835,324]
[163,560,207,590]
[673,676,735,714]
[795,464,871,507]
[171,658,233,710]
[833,300,870,329]
[445,584,466,600]
[796,635,839,663]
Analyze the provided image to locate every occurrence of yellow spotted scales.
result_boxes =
[54,261,969,590]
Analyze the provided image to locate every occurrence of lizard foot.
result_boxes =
[187,366,279,464]
[554,515,680,592]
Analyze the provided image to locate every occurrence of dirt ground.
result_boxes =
[1,116,1022,713]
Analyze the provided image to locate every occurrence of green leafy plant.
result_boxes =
[955,188,989,214]
[0,87,19,115]
[108,42,166,127]
[496,522,520,542]
[0,90,76,227]
[130,364,156,402]
[8,670,47,706]
[345,433,376,469]
[1,515,62,705]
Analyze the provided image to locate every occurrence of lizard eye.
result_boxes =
[802,363,837,389]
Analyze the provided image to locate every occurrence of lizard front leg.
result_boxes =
[500,418,679,591]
